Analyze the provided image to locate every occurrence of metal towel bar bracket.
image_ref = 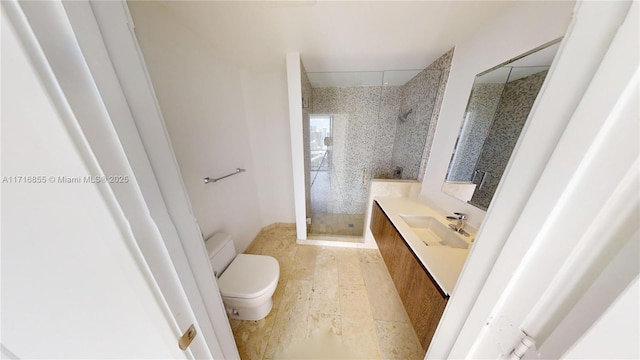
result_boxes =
[204,168,245,184]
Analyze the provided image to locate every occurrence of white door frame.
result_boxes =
[12,0,239,358]
[285,53,308,241]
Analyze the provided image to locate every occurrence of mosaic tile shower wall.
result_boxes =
[391,69,442,180]
[374,86,402,178]
[312,87,383,214]
[470,70,548,209]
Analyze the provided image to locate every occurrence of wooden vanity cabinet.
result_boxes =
[370,201,448,351]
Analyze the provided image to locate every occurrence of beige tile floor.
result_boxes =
[309,213,366,238]
[229,224,424,360]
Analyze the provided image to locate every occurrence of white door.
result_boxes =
[1,1,215,357]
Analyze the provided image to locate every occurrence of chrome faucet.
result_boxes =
[446,212,469,236]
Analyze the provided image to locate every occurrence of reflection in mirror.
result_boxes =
[443,40,561,210]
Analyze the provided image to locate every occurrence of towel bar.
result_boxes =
[204,168,245,184]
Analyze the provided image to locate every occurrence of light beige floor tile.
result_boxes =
[231,309,278,360]
[314,247,339,275]
[338,282,380,358]
[353,216,365,230]
[264,313,309,359]
[258,238,293,257]
[229,317,242,331]
[339,283,373,318]
[375,320,424,360]
[266,257,294,311]
[261,232,297,256]
[310,213,365,237]
[310,279,340,316]
[325,223,338,235]
[341,314,382,359]
[279,279,313,318]
[290,245,318,281]
[359,248,383,264]
[309,223,326,234]
[306,313,342,338]
[337,215,349,232]
[361,259,409,323]
[277,327,359,360]
[341,214,364,236]
[245,240,264,255]
[271,277,288,310]
[263,279,313,358]
[310,247,341,315]
[337,248,365,285]
[266,248,296,281]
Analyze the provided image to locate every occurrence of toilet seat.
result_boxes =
[217,254,279,299]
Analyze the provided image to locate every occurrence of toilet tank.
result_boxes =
[205,233,237,278]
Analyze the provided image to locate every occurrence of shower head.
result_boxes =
[398,109,413,122]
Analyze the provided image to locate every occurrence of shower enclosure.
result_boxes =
[307,113,367,236]
[302,69,443,239]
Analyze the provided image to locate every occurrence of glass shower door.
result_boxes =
[308,113,369,238]
[309,115,331,215]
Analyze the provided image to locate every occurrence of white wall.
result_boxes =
[240,69,296,227]
[128,2,295,252]
[1,9,184,358]
[419,1,575,227]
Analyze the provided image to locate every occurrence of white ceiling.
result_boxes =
[306,69,422,88]
[306,71,384,88]
[144,1,517,73]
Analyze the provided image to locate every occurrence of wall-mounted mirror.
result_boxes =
[443,40,561,210]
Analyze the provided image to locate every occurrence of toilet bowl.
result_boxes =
[205,233,279,321]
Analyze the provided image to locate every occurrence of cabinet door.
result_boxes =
[403,250,448,350]
[389,230,413,298]
[371,202,396,274]
[370,201,385,239]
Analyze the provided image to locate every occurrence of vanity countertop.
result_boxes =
[374,197,474,296]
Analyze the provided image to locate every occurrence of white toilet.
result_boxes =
[205,233,279,321]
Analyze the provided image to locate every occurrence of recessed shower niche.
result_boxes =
[298,50,453,240]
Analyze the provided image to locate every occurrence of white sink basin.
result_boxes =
[400,215,469,249]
